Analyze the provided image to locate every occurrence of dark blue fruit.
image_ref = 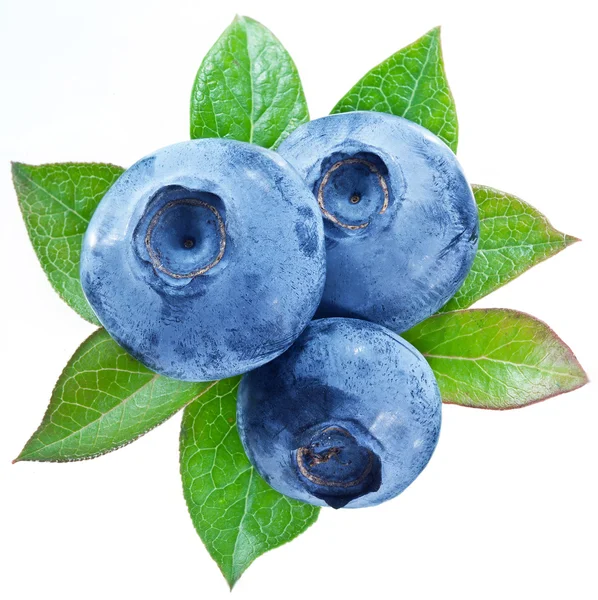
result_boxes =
[80,139,326,381]
[237,318,442,508]
[277,111,479,333]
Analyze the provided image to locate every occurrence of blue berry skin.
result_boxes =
[80,139,326,382]
[237,318,441,509]
[277,111,479,333]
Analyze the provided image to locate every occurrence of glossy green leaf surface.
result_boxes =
[404,309,588,409]
[12,162,124,324]
[440,186,578,312]
[180,377,319,588]
[331,27,458,152]
[16,329,212,462]
[190,15,309,148]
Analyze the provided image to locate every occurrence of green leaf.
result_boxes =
[331,27,458,152]
[403,309,588,409]
[16,329,212,462]
[440,185,579,312]
[12,162,124,325]
[180,377,319,588]
[190,15,309,149]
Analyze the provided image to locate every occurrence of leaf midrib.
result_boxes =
[421,353,581,379]
[17,169,88,224]
[22,377,217,458]
[245,19,256,144]
[229,466,255,583]
[402,32,435,117]
[478,240,571,252]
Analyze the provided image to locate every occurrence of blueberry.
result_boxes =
[277,111,479,333]
[237,318,441,508]
[80,139,326,381]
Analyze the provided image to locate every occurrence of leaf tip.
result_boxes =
[13,443,32,463]
[420,25,442,45]
[11,161,34,193]
[406,26,443,51]
[217,563,241,590]
[10,160,25,179]
[13,446,32,464]
[225,567,244,591]
[233,14,256,27]
[574,362,590,387]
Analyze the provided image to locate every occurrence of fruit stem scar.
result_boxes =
[144,197,226,279]
[296,425,375,488]
[305,446,342,466]
[317,158,389,230]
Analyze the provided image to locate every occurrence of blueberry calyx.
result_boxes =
[294,425,382,509]
[144,197,226,279]
[316,157,389,230]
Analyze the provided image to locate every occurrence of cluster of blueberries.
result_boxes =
[81,111,479,508]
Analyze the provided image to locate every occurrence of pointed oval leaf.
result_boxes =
[12,162,124,324]
[403,309,588,409]
[440,185,579,312]
[16,329,213,462]
[331,27,458,152]
[180,377,319,588]
[190,15,309,149]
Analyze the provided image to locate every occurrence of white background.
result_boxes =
[1,1,596,598]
